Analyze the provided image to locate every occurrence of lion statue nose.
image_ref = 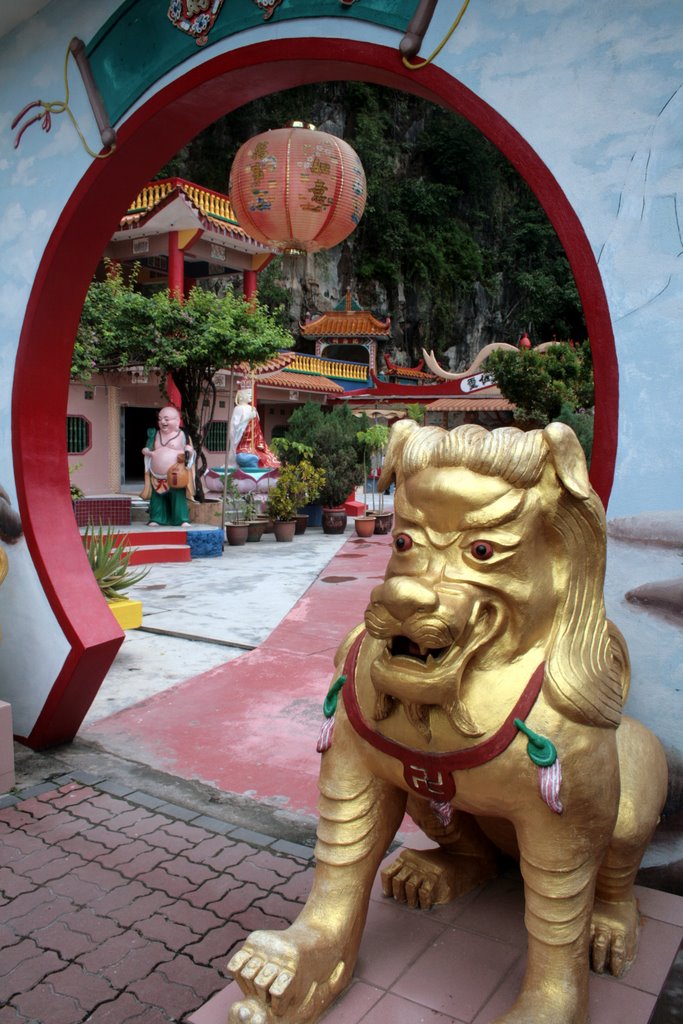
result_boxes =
[370,576,439,622]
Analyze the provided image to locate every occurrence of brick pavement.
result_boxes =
[1,770,682,1024]
[0,773,314,1024]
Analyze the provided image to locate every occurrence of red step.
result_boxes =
[128,544,191,565]
[109,528,191,565]
[119,529,188,547]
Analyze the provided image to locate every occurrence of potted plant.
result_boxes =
[293,457,326,534]
[83,524,149,629]
[271,437,322,529]
[266,466,301,542]
[241,492,266,542]
[313,410,363,535]
[355,423,389,536]
[276,405,365,531]
[223,474,250,545]
[69,462,84,506]
[358,423,392,534]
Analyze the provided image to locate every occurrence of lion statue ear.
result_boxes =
[543,422,591,500]
[377,419,418,491]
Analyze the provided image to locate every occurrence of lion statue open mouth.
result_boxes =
[228,421,668,1024]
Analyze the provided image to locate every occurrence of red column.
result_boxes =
[168,230,185,301]
[243,269,257,301]
[166,231,183,409]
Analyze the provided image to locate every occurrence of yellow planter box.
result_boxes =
[108,598,143,630]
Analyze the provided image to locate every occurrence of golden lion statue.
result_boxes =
[228,421,668,1024]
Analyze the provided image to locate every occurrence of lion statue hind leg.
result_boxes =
[591,716,669,977]
[381,798,500,909]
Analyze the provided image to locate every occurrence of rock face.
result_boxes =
[626,578,683,623]
[608,510,683,626]
[173,85,585,367]
[607,511,683,548]
[275,250,507,372]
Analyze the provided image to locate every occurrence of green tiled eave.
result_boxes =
[86,0,416,127]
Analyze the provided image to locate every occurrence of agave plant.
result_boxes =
[83,524,149,602]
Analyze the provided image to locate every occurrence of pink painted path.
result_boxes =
[84,534,393,820]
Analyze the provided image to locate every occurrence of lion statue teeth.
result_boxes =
[228,420,668,1024]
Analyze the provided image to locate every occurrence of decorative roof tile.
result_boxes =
[119,177,271,250]
[256,370,345,394]
[382,353,435,381]
[427,396,514,411]
[301,311,392,338]
[234,352,297,376]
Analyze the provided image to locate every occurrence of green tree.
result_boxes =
[74,262,293,492]
[485,341,594,462]
[283,402,366,507]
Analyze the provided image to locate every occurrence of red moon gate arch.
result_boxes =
[13,39,617,746]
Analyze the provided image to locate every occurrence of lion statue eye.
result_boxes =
[471,540,494,561]
[394,533,413,552]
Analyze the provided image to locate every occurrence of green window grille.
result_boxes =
[67,415,90,454]
[205,420,228,452]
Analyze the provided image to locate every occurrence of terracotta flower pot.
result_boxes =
[256,515,274,534]
[226,523,249,546]
[246,520,266,543]
[273,519,297,542]
[322,507,347,535]
[294,513,309,535]
[354,516,376,538]
[372,511,393,535]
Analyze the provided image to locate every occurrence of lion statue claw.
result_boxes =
[229,421,668,1024]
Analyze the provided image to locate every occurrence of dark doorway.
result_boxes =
[123,406,159,484]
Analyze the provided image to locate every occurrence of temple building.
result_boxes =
[67,178,521,498]
[299,290,392,384]
[68,178,383,496]
[104,176,274,298]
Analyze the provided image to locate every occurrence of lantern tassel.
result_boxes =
[430,800,455,827]
[317,674,346,754]
[538,759,564,815]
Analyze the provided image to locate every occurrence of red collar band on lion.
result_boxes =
[341,629,546,805]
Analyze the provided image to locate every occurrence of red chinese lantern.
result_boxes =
[229,122,366,253]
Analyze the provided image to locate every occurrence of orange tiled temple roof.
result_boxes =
[235,352,359,394]
[256,369,345,394]
[427,395,513,411]
[383,353,435,381]
[300,291,391,339]
[234,352,298,376]
[119,177,268,247]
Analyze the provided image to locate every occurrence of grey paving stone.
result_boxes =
[127,790,168,809]
[0,794,18,808]
[155,802,199,821]
[229,827,275,848]
[68,769,107,785]
[15,782,60,798]
[96,780,138,797]
[191,815,235,835]
[271,839,316,861]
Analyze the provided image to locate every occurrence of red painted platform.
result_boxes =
[84,534,393,819]
[128,543,191,565]
[84,527,192,565]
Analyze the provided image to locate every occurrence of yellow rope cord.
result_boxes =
[26,45,115,159]
[402,0,471,71]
